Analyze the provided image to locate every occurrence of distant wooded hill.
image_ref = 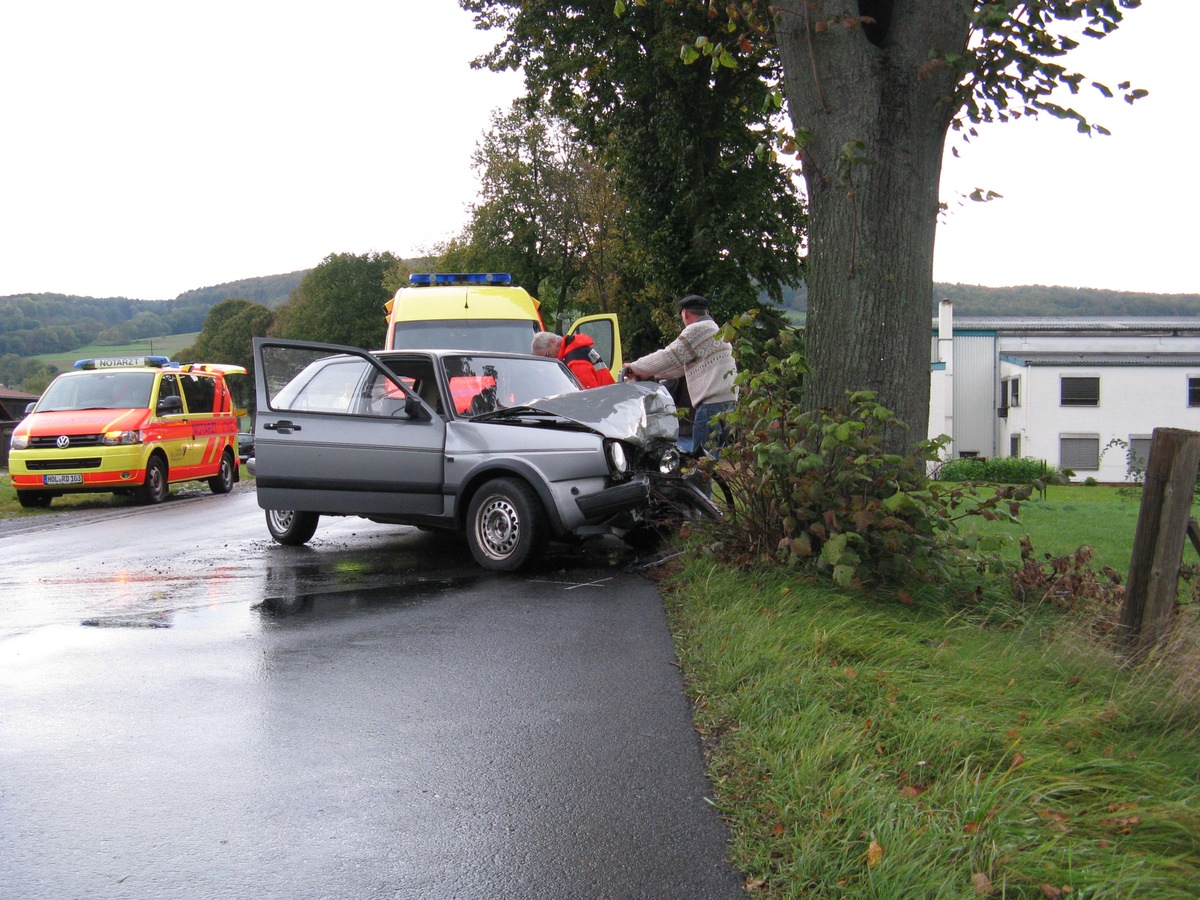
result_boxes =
[2,273,1197,360]
[776,283,1200,318]
[0,271,306,357]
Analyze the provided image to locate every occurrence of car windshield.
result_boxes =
[390,320,541,356]
[440,354,580,416]
[35,371,156,411]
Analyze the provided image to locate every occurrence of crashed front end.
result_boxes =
[522,381,721,529]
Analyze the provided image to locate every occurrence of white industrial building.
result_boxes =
[929,301,1200,482]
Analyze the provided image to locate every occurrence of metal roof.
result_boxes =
[1000,351,1200,367]
[935,316,1200,333]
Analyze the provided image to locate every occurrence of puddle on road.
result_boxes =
[254,573,477,620]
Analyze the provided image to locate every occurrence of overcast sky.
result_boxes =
[1,1,1193,301]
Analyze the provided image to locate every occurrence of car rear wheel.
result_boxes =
[16,490,53,509]
[466,477,547,572]
[208,449,235,495]
[265,509,320,546]
[138,456,169,505]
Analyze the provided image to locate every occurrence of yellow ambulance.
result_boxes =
[383,273,622,372]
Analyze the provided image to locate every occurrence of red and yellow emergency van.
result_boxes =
[8,355,246,508]
[383,272,622,371]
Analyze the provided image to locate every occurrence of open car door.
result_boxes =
[567,314,622,373]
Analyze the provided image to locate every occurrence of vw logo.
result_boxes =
[56,435,70,449]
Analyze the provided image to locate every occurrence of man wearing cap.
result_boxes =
[623,294,737,457]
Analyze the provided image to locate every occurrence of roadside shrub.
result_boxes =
[695,326,1027,586]
[937,455,1053,484]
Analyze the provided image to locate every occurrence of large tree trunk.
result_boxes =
[773,2,971,451]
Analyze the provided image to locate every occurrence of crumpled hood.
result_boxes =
[522,381,679,445]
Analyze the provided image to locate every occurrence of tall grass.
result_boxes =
[665,490,1200,896]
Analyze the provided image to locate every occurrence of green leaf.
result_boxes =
[832,564,855,588]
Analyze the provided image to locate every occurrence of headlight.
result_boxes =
[102,430,143,446]
[606,440,629,475]
[10,433,29,450]
[657,445,681,476]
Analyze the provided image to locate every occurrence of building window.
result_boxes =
[1128,436,1152,476]
[1189,377,1200,407]
[1010,377,1020,407]
[999,380,1008,408]
[1010,434,1021,457]
[1061,376,1100,406]
[1060,435,1100,470]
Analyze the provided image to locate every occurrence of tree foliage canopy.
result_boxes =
[460,0,807,356]
[622,0,1143,449]
[271,252,407,349]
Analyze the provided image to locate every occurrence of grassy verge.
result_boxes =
[0,466,253,518]
[665,486,1200,897]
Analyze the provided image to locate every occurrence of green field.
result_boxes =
[33,333,200,373]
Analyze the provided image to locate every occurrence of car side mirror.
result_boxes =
[157,395,184,415]
[25,401,36,416]
[405,394,430,420]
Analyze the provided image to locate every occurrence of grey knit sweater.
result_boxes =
[629,316,737,406]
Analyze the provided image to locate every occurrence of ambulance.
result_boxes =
[8,356,246,508]
[383,272,623,371]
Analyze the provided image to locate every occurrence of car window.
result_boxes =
[267,353,422,420]
[180,373,217,414]
[272,358,371,413]
[440,354,580,417]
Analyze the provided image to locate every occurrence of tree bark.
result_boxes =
[773,1,971,450]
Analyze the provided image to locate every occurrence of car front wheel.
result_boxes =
[466,477,547,572]
[16,490,53,509]
[208,449,235,495]
[138,456,169,505]
[265,509,320,546]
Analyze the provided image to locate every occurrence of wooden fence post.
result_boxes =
[1120,427,1200,654]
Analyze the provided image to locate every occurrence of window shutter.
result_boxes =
[1061,376,1100,406]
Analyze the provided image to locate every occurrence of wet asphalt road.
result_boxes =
[0,485,744,899]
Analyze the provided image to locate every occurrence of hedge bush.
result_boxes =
[936,455,1054,484]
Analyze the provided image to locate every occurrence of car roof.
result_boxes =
[372,348,549,362]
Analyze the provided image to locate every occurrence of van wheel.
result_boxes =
[208,449,235,495]
[466,478,547,572]
[138,456,169,505]
[16,490,53,509]
[266,509,320,546]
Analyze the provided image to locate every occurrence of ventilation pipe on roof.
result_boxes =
[938,298,954,456]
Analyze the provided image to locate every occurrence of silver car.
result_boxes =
[250,338,717,571]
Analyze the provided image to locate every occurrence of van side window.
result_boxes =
[158,374,181,406]
[181,374,217,414]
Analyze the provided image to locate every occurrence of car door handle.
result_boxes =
[264,420,302,434]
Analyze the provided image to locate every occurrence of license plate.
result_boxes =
[43,474,84,486]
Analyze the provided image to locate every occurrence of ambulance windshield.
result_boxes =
[36,371,156,412]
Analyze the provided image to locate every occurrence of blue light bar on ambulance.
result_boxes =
[74,355,172,370]
[408,273,513,287]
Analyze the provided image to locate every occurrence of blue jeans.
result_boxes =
[693,401,733,459]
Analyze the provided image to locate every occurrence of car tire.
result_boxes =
[208,449,235,495]
[16,490,53,509]
[466,477,547,572]
[138,455,169,505]
[265,509,320,546]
